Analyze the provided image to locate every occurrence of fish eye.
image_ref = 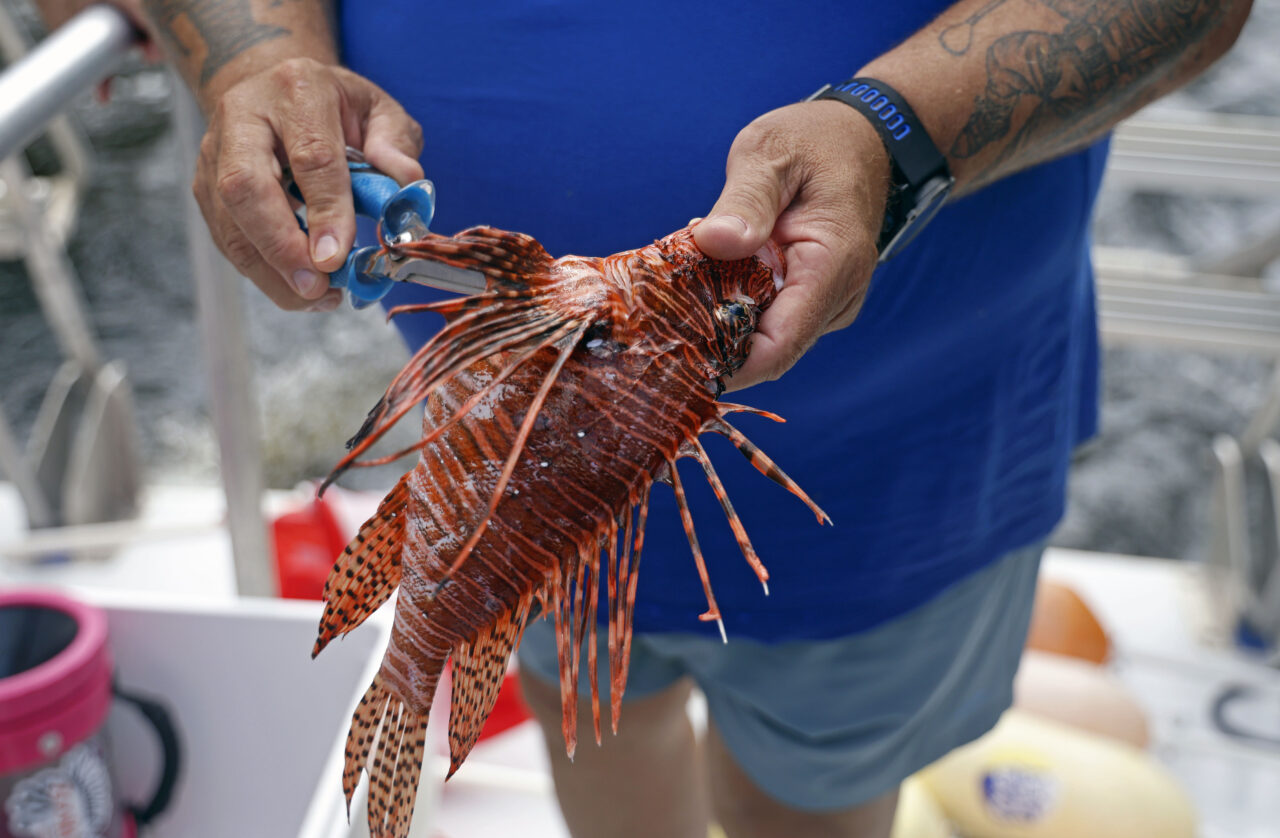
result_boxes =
[715,299,751,327]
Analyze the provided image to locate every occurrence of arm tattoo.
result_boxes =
[144,0,289,86]
[948,0,1225,173]
[939,0,1013,56]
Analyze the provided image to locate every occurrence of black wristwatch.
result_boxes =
[807,78,954,262]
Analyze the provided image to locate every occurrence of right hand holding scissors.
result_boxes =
[192,58,423,311]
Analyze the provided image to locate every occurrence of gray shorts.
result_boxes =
[516,541,1043,811]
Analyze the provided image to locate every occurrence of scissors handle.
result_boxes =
[288,156,437,307]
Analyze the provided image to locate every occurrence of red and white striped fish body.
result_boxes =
[311,226,826,838]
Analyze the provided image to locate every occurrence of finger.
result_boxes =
[210,116,328,300]
[197,171,316,311]
[724,241,839,390]
[272,74,355,273]
[361,97,425,185]
[306,289,345,312]
[694,127,798,261]
[198,183,313,310]
[724,288,822,391]
[195,130,297,304]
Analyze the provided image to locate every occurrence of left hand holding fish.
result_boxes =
[693,100,892,390]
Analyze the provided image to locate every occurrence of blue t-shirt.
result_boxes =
[339,2,1106,641]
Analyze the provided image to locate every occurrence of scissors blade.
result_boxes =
[378,255,488,296]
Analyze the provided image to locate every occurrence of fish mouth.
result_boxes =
[714,294,760,374]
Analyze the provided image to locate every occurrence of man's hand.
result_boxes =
[694,101,891,390]
[193,58,423,311]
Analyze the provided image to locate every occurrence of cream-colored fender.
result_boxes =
[891,776,952,838]
[920,711,1194,838]
[1014,650,1150,748]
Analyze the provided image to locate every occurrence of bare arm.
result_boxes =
[694,0,1254,388]
[141,0,333,110]
[862,0,1254,195]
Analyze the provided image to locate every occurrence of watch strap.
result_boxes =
[808,78,949,186]
[807,77,954,260]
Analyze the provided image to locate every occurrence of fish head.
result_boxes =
[623,227,784,380]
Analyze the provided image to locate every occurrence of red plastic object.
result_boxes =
[479,670,532,741]
[272,492,350,600]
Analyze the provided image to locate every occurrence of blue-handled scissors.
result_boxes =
[285,149,486,308]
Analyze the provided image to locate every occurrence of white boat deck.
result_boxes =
[2,482,1279,838]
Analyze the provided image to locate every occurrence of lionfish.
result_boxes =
[311,224,829,837]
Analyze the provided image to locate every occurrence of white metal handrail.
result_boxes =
[1096,252,1280,354]
[0,4,136,160]
[1109,111,1280,197]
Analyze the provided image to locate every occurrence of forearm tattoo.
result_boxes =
[948,0,1226,174]
[143,0,289,85]
[940,0,1014,56]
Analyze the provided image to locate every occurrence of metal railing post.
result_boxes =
[172,80,277,597]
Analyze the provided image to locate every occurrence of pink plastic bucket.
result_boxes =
[0,589,178,838]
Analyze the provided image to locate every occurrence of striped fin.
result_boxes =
[707,414,831,525]
[617,487,650,707]
[447,592,534,776]
[343,674,428,838]
[545,541,601,760]
[604,514,623,734]
[585,539,603,747]
[327,311,563,479]
[549,555,577,759]
[602,491,648,736]
[322,304,562,491]
[689,437,770,595]
[313,476,410,658]
[716,402,786,423]
[666,457,727,643]
[392,225,555,288]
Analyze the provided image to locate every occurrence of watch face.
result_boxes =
[878,175,954,262]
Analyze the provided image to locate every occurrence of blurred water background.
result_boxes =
[2,0,1279,561]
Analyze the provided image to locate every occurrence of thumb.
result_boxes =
[694,139,796,260]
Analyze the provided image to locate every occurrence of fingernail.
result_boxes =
[292,268,322,296]
[308,293,342,312]
[314,235,340,264]
[707,215,748,235]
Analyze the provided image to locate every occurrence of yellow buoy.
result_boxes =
[920,711,1194,838]
[892,776,952,838]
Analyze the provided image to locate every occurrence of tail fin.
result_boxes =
[313,476,410,658]
[446,591,534,776]
[343,674,428,838]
